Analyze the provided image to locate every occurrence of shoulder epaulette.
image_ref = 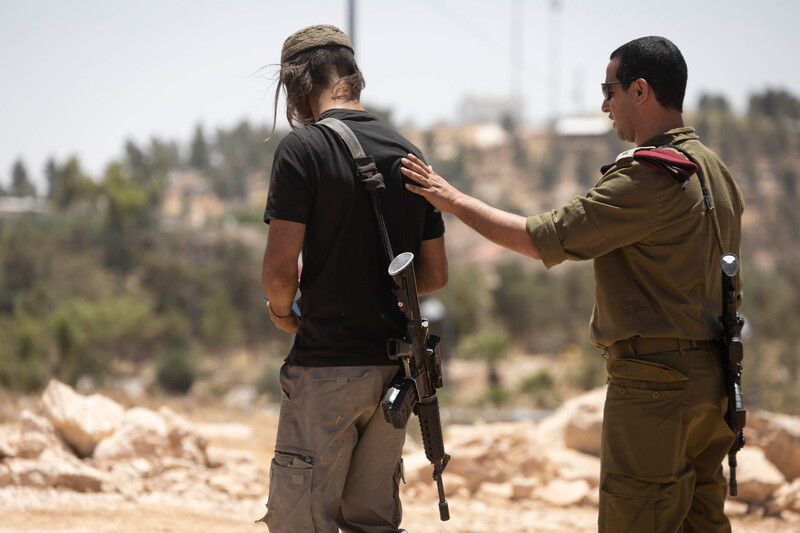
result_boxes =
[600,146,698,188]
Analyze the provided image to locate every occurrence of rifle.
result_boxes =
[315,117,450,521]
[660,143,747,497]
[382,251,449,521]
[719,252,746,497]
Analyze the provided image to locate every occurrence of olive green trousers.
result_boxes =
[262,364,406,533]
[599,345,736,533]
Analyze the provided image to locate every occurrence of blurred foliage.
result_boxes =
[1,89,800,415]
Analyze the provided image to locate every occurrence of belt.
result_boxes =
[604,337,720,359]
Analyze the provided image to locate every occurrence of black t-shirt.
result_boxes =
[264,109,445,366]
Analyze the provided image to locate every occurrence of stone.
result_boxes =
[767,478,800,514]
[41,379,125,458]
[748,410,800,481]
[93,407,170,463]
[537,479,593,507]
[725,446,785,505]
[15,409,69,459]
[541,447,601,487]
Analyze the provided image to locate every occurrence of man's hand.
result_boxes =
[266,301,300,334]
[402,154,541,261]
[401,154,462,213]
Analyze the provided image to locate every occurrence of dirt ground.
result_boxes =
[2,356,798,532]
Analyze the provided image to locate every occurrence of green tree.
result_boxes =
[51,157,94,209]
[189,124,211,170]
[749,89,800,120]
[11,159,37,197]
[44,158,58,199]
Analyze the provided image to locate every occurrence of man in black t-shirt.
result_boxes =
[257,25,448,533]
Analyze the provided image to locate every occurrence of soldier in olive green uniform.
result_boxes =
[400,36,743,532]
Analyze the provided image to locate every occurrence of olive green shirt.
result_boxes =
[526,127,744,349]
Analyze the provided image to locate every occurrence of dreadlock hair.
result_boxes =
[267,45,365,140]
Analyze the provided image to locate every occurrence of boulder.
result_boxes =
[41,379,125,457]
[537,478,593,507]
[725,446,785,505]
[93,407,170,462]
[748,410,800,481]
[0,426,17,459]
[159,406,208,465]
[93,406,209,466]
[4,447,105,492]
[15,409,70,459]
[0,462,11,487]
[767,479,800,514]
[537,387,606,453]
[541,447,600,487]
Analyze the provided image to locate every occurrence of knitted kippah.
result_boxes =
[281,24,354,64]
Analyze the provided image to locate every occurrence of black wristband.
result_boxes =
[268,303,293,319]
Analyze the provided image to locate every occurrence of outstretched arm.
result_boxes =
[401,154,541,260]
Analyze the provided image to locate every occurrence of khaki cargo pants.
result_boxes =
[599,343,736,533]
[261,363,407,533]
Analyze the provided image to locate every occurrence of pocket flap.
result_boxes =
[610,359,688,383]
[313,366,371,382]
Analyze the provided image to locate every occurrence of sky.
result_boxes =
[2,0,799,190]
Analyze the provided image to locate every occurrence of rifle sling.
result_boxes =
[316,117,395,264]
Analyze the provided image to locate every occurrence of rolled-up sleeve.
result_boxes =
[526,166,658,269]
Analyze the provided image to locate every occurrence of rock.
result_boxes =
[537,479,593,507]
[725,446,785,505]
[474,481,514,500]
[767,479,800,514]
[159,406,208,465]
[93,407,170,463]
[748,410,800,481]
[41,379,125,457]
[15,409,70,459]
[0,463,12,486]
[94,406,209,466]
[510,477,538,500]
[541,447,601,487]
[536,387,606,452]
[0,426,17,459]
[4,448,105,492]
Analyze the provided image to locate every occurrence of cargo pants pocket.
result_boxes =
[599,473,659,533]
[602,358,688,481]
[263,451,314,532]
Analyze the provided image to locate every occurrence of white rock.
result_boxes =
[4,447,105,492]
[15,410,69,459]
[767,478,800,514]
[536,387,606,451]
[748,410,800,482]
[0,462,12,486]
[475,481,514,500]
[537,478,593,507]
[725,446,785,504]
[41,380,125,458]
[542,447,601,487]
[93,407,170,463]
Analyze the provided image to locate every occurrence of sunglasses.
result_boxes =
[601,78,658,100]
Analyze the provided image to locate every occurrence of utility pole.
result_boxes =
[548,0,562,124]
[511,0,524,123]
[347,0,356,53]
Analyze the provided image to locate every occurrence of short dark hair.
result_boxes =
[270,45,365,133]
[610,36,687,112]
